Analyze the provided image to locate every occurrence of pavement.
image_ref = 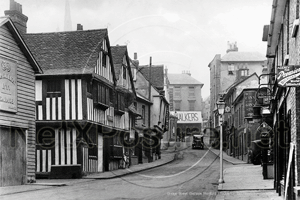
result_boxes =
[0,141,282,200]
[209,148,282,200]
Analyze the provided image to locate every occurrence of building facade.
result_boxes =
[0,17,42,186]
[263,0,300,199]
[131,55,169,162]
[221,73,260,159]
[168,71,203,140]
[209,42,267,128]
[24,28,138,176]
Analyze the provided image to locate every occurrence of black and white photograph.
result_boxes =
[0,0,295,199]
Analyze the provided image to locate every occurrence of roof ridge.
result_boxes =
[25,28,107,35]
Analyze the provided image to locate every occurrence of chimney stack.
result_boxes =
[134,52,137,60]
[182,70,191,76]
[226,41,238,53]
[77,24,83,30]
[4,0,28,34]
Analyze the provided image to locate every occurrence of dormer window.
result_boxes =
[123,65,126,79]
[239,69,249,76]
[102,51,107,68]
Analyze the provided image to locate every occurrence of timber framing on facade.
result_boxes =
[22,28,138,177]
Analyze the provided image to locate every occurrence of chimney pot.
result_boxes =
[18,3,21,12]
[5,0,28,34]
[77,24,83,30]
[134,52,137,60]
[10,0,15,10]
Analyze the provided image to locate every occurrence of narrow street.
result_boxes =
[2,148,230,200]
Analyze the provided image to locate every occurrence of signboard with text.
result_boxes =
[244,91,256,118]
[170,111,202,124]
[277,65,300,87]
[0,57,17,112]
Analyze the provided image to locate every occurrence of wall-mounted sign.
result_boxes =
[277,65,300,87]
[170,111,202,124]
[244,90,256,118]
[0,57,17,112]
[224,106,231,113]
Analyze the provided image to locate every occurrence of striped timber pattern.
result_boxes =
[87,98,114,126]
[36,128,78,173]
[36,79,83,120]
[83,148,98,172]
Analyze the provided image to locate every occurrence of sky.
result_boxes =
[0,0,273,98]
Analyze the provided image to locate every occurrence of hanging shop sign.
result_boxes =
[277,65,300,87]
[170,111,202,124]
[0,57,17,112]
[244,90,256,118]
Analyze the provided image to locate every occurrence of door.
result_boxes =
[0,127,26,186]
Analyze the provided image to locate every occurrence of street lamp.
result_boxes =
[216,98,225,184]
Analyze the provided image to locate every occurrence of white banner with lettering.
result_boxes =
[170,111,202,124]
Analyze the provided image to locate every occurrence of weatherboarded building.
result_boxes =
[0,17,42,186]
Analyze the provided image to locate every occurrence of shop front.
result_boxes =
[170,111,202,142]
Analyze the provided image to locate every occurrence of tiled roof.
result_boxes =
[0,17,42,74]
[225,72,258,92]
[139,65,164,89]
[221,51,266,62]
[23,29,107,75]
[111,45,127,79]
[168,73,203,85]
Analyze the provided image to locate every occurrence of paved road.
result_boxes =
[2,148,229,200]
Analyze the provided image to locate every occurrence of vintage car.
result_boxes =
[192,135,204,149]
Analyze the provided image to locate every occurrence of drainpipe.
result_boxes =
[148,57,152,160]
[148,57,152,128]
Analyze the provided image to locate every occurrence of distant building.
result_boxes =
[208,42,266,128]
[131,55,169,162]
[222,73,260,161]
[168,71,204,140]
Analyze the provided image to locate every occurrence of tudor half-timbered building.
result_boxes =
[22,27,136,177]
[110,45,138,166]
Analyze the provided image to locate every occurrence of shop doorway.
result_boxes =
[0,127,26,186]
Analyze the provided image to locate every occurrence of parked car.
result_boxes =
[192,135,204,149]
